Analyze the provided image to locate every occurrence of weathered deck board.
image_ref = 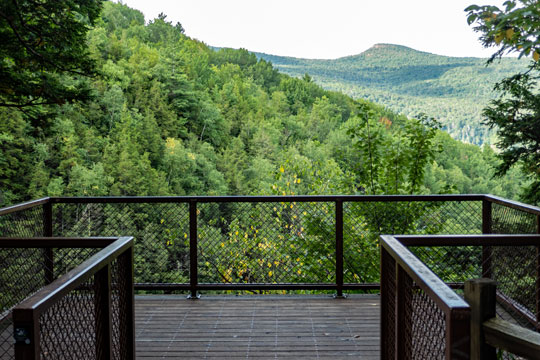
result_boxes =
[135,294,380,359]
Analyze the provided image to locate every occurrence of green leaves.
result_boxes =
[0,0,103,110]
[466,0,540,62]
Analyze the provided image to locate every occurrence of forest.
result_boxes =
[256,43,528,146]
[0,1,530,208]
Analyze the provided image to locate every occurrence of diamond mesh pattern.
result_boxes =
[0,205,44,237]
[39,276,96,358]
[408,283,446,359]
[412,243,539,331]
[111,254,130,359]
[0,246,96,359]
[492,203,537,235]
[53,203,190,284]
[198,201,336,284]
[343,200,483,284]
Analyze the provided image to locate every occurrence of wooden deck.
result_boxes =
[135,294,380,359]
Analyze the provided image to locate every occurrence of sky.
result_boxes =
[118,0,507,59]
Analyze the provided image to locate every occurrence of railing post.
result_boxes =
[43,201,54,284]
[335,200,344,298]
[446,307,471,359]
[396,266,412,359]
[465,278,497,360]
[95,263,112,359]
[189,200,199,299]
[119,245,135,359]
[380,247,394,360]
[482,199,492,278]
[13,309,39,360]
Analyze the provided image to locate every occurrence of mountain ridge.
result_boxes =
[244,43,528,145]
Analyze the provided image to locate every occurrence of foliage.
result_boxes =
[467,0,540,203]
[0,0,102,111]
[255,44,529,145]
[466,0,540,61]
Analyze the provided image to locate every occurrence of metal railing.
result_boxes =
[0,236,134,359]
[2,194,540,358]
[380,235,471,359]
[381,234,540,359]
[1,194,539,296]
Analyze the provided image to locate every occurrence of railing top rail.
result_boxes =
[380,234,470,313]
[0,237,120,248]
[396,234,540,247]
[49,194,486,204]
[0,197,50,216]
[14,236,133,316]
[485,194,540,216]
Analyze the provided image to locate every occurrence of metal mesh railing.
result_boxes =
[53,202,190,285]
[411,242,539,328]
[1,237,133,360]
[0,202,45,238]
[0,246,99,360]
[47,196,485,292]
[198,201,336,284]
[408,285,446,359]
[343,200,482,284]
[380,237,470,360]
[36,254,132,360]
[39,275,97,358]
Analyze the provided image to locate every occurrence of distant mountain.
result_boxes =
[252,44,528,145]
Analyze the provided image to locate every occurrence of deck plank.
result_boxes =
[135,294,380,359]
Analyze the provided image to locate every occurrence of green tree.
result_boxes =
[466,0,540,203]
[0,0,102,110]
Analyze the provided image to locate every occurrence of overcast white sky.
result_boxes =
[118,0,506,59]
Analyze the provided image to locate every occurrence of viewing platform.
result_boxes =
[2,194,540,359]
[135,295,380,359]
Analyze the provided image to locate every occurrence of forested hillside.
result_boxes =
[255,44,528,145]
[0,2,528,206]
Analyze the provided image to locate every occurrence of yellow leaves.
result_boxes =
[165,137,178,151]
[268,271,273,277]
[267,262,272,268]
[494,33,504,45]
[188,152,196,160]
[220,242,225,247]
[534,50,540,62]
[296,178,301,184]
[224,268,232,282]
[505,28,514,40]
[160,219,164,224]
[184,233,188,238]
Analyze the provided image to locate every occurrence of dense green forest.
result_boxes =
[0,2,528,207]
[255,44,528,145]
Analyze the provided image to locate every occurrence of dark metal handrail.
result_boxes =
[0,197,49,216]
[381,234,540,359]
[380,235,471,359]
[9,236,135,359]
